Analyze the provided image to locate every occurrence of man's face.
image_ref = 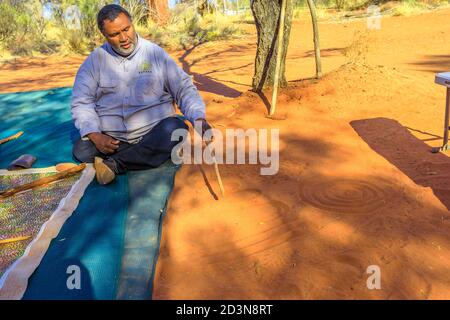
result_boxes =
[102,12,137,56]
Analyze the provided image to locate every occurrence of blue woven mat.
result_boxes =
[0,88,178,299]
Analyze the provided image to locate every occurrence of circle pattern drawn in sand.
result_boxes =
[299,179,393,214]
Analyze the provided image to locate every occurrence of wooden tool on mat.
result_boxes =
[0,236,31,245]
[55,162,78,172]
[0,131,24,145]
[0,163,86,199]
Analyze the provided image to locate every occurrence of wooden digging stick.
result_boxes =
[212,150,225,197]
[0,163,86,199]
[0,131,24,145]
[204,122,225,197]
[202,140,225,197]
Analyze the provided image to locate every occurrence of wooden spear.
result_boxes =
[306,0,322,79]
[0,163,86,199]
[0,236,31,245]
[270,0,287,116]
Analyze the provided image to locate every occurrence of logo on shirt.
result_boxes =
[139,61,152,74]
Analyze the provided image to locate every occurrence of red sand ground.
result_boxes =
[1,8,450,299]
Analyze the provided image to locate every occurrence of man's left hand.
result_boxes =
[195,118,213,143]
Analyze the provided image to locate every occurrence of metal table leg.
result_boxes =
[432,87,450,153]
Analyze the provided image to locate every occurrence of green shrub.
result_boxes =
[49,0,107,54]
[0,1,50,56]
[0,0,243,56]
[143,3,244,50]
[0,0,62,56]
[0,3,17,43]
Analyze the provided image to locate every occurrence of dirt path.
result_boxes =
[1,8,450,299]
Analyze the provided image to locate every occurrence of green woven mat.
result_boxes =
[0,172,81,277]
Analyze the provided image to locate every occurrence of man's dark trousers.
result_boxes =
[72,116,188,174]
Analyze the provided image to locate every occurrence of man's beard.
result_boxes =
[113,35,137,56]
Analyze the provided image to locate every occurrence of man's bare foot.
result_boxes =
[94,157,116,185]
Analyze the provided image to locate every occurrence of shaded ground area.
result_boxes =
[1,8,450,299]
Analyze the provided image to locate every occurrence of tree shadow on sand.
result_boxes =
[178,42,245,98]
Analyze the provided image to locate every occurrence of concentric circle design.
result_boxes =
[299,179,393,214]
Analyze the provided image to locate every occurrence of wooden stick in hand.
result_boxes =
[203,141,225,197]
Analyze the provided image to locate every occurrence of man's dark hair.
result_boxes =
[97,4,132,32]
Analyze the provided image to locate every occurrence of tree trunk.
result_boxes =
[251,0,293,91]
[197,0,209,16]
[148,0,171,25]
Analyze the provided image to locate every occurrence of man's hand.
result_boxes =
[87,132,120,154]
[195,118,213,143]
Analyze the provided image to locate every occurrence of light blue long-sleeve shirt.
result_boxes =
[71,35,206,144]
